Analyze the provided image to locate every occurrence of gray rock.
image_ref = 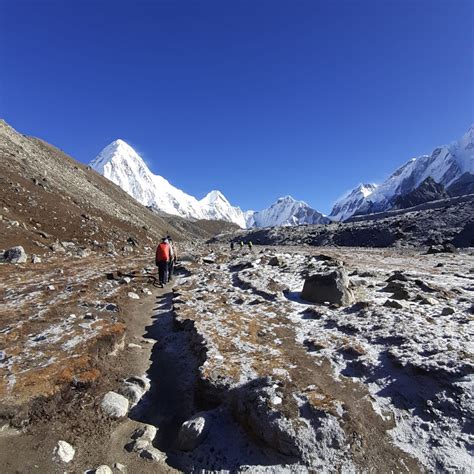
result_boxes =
[127,438,149,453]
[119,382,144,407]
[100,391,129,418]
[128,292,140,300]
[125,375,150,392]
[441,307,455,315]
[50,242,65,253]
[132,424,157,442]
[268,256,281,266]
[31,254,42,263]
[383,299,403,309]
[301,269,354,306]
[140,447,163,461]
[94,466,113,474]
[114,463,127,473]
[53,440,75,463]
[77,248,91,258]
[4,246,27,264]
[177,413,209,451]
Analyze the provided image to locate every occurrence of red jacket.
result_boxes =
[156,242,170,264]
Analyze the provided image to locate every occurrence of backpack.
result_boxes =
[156,242,170,263]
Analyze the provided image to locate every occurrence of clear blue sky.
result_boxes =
[1,0,472,213]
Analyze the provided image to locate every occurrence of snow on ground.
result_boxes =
[173,244,473,472]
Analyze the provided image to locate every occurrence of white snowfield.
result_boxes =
[90,140,247,228]
[331,125,474,221]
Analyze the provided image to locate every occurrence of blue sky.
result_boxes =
[1,0,472,214]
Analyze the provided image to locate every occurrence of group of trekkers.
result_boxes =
[155,236,177,288]
[230,240,253,251]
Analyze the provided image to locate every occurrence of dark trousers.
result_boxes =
[158,261,169,285]
[168,260,175,282]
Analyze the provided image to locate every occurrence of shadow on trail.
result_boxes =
[129,292,294,472]
[130,292,198,453]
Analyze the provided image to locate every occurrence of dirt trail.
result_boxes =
[0,284,176,473]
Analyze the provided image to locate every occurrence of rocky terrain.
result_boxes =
[0,118,473,472]
[217,194,474,249]
[162,244,473,471]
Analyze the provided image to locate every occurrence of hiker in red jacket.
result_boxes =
[155,238,170,288]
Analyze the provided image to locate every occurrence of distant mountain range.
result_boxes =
[91,126,474,228]
[90,140,329,229]
[331,125,474,220]
[245,196,330,227]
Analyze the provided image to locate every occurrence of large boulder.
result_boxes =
[4,246,27,264]
[301,269,354,306]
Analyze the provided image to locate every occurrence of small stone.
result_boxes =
[127,438,150,453]
[105,303,119,312]
[271,396,283,405]
[125,375,150,392]
[419,296,438,306]
[383,299,403,309]
[119,383,144,407]
[140,447,163,462]
[94,466,113,474]
[114,463,127,473]
[268,256,281,267]
[121,277,132,284]
[53,440,75,463]
[441,307,455,315]
[128,292,140,300]
[47,285,55,291]
[77,248,91,258]
[177,413,209,451]
[131,424,157,442]
[100,391,129,418]
[31,254,42,263]
[4,246,27,264]
[127,343,142,350]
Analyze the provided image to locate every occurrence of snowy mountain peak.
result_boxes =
[329,183,377,222]
[201,190,227,204]
[246,196,329,228]
[90,142,246,227]
[331,126,474,220]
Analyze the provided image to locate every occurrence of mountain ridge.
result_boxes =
[331,125,474,220]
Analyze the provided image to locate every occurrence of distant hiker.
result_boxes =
[239,241,244,249]
[248,241,253,250]
[230,241,235,251]
[155,238,170,288]
[167,236,177,283]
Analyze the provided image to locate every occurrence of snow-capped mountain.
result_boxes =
[199,190,246,228]
[90,140,246,227]
[246,196,330,228]
[331,125,474,220]
[329,184,377,222]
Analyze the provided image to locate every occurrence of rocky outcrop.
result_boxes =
[392,177,449,209]
[447,172,474,197]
